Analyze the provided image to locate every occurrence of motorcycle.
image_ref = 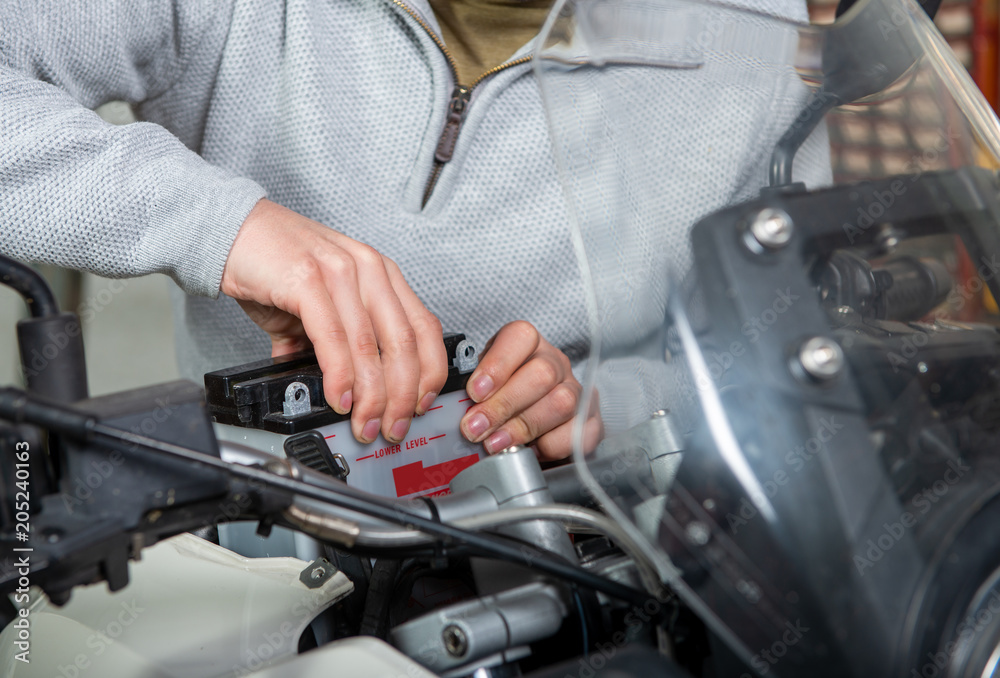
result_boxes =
[2,0,999,675]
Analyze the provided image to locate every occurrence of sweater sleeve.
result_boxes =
[0,0,266,298]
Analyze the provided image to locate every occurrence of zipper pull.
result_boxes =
[434,85,471,163]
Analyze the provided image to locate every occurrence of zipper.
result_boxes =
[425,84,471,205]
[391,0,533,206]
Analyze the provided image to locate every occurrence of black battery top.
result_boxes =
[204,333,477,435]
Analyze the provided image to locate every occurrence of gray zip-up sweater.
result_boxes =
[1,0,825,424]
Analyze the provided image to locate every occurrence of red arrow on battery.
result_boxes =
[392,453,480,498]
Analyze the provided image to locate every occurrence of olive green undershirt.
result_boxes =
[427,0,553,85]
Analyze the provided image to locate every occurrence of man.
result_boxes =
[0,0,816,459]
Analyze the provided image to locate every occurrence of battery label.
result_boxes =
[311,391,484,498]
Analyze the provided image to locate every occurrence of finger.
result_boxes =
[289,280,355,417]
[350,247,421,443]
[461,350,570,445]
[534,412,604,461]
[382,258,448,415]
[466,321,542,402]
[477,379,580,454]
[308,250,388,443]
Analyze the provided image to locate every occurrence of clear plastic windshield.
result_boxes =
[537,0,1000,674]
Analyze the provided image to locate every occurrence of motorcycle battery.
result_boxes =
[205,334,484,499]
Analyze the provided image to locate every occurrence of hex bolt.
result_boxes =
[310,567,325,581]
[442,624,469,658]
[798,337,844,381]
[748,208,794,251]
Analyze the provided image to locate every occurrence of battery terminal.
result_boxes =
[283,382,312,418]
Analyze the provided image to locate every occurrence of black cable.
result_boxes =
[418,495,448,566]
[0,254,59,318]
[359,558,403,638]
[0,387,652,607]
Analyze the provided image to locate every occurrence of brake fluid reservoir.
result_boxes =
[205,334,484,499]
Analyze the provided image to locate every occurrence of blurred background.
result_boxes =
[809,0,998,180]
[1,0,998,396]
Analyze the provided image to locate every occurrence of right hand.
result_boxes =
[220,199,448,445]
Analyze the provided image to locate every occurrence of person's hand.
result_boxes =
[221,199,448,444]
[460,321,603,460]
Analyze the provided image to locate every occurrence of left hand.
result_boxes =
[460,321,603,460]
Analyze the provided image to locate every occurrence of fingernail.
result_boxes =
[464,413,489,441]
[339,391,353,414]
[485,430,512,454]
[389,418,410,442]
[471,374,494,400]
[362,418,381,442]
[417,392,437,415]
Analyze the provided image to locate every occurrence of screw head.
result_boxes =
[748,208,794,250]
[685,521,710,546]
[442,624,469,658]
[798,337,844,381]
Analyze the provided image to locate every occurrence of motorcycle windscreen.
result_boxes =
[536,0,1000,676]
